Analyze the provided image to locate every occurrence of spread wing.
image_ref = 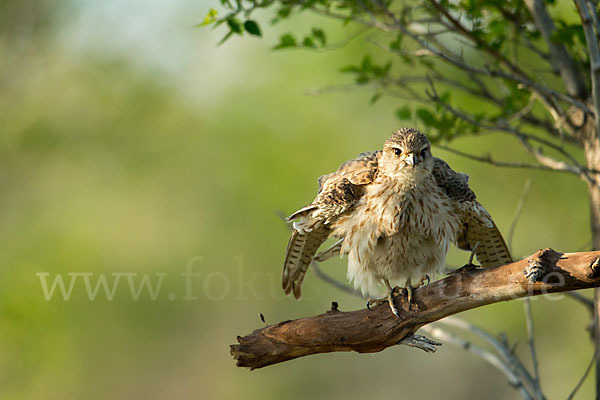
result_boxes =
[432,158,513,268]
[282,151,380,299]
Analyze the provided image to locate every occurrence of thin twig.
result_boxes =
[566,291,595,312]
[508,178,533,253]
[311,261,366,299]
[523,299,543,399]
[307,3,592,115]
[566,349,598,400]
[439,316,541,395]
[421,324,534,400]
[427,83,599,186]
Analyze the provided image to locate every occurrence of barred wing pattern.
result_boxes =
[432,158,513,268]
[282,152,380,299]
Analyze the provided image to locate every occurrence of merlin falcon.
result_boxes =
[282,128,512,316]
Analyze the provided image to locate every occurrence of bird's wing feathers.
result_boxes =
[431,158,476,202]
[282,151,380,299]
[432,158,512,268]
[308,151,380,223]
[282,227,330,298]
[337,151,380,185]
[288,151,380,226]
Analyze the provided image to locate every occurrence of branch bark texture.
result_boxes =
[231,249,600,370]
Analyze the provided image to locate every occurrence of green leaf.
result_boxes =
[435,91,451,112]
[227,18,243,35]
[272,6,293,24]
[273,33,297,50]
[382,60,392,75]
[339,65,360,73]
[355,74,370,84]
[416,108,436,127]
[198,8,218,27]
[361,55,373,72]
[390,33,403,50]
[244,20,262,37]
[311,28,327,46]
[303,37,316,48]
[370,93,382,105]
[218,30,234,46]
[396,106,412,120]
[489,37,504,51]
[440,91,451,104]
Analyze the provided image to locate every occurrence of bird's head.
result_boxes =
[380,128,433,179]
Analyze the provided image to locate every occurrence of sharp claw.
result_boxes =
[366,301,373,311]
[404,284,419,311]
[388,292,401,318]
[425,274,430,285]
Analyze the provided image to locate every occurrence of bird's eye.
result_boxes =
[394,148,402,156]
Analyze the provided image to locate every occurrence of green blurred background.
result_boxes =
[0,0,594,398]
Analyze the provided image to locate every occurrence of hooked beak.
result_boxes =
[405,152,420,168]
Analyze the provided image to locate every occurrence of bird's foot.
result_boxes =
[367,287,402,318]
[381,284,418,312]
[414,274,430,289]
[366,297,387,310]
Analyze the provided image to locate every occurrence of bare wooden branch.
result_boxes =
[428,0,527,79]
[421,324,535,400]
[436,145,559,172]
[307,3,593,114]
[439,316,539,394]
[425,84,593,181]
[231,249,600,369]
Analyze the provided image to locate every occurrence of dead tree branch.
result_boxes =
[231,249,600,370]
[421,324,535,400]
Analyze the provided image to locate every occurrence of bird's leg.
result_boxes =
[366,279,401,318]
[404,278,416,311]
[449,242,482,275]
[466,241,479,266]
[385,279,401,318]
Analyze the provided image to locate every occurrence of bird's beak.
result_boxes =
[406,153,420,167]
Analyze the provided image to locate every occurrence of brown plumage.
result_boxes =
[282,128,512,304]
[432,157,512,268]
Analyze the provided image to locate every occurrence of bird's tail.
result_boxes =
[282,227,329,299]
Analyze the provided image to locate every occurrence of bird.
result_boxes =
[282,128,512,317]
